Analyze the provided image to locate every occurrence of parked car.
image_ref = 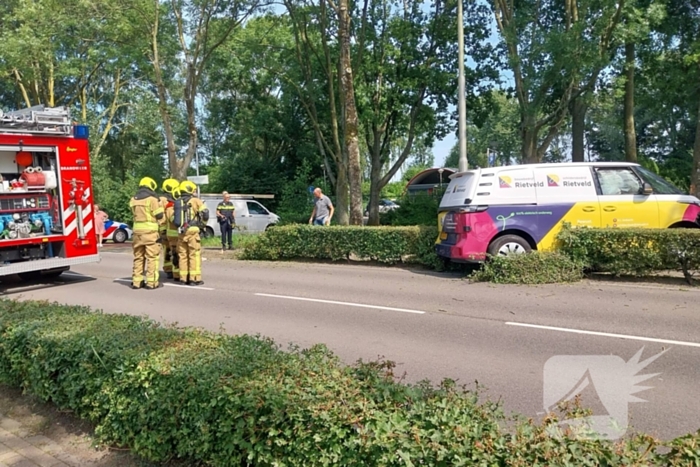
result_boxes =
[103,219,132,243]
[200,197,280,237]
[364,199,400,216]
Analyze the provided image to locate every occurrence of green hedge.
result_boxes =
[470,251,584,284]
[2,299,700,466]
[241,224,446,270]
[557,225,700,283]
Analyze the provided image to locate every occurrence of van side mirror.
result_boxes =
[642,182,653,195]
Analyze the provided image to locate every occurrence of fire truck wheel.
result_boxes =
[113,228,128,243]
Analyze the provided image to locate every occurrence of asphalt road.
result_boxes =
[2,244,700,442]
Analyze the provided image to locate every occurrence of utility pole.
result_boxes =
[457,0,468,172]
[195,150,201,197]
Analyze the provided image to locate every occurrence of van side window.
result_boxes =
[595,168,643,195]
[246,201,267,215]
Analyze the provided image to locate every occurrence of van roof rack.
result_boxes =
[0,105,73,136]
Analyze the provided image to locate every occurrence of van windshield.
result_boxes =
[635,166,685,195]
[439,173,476,209]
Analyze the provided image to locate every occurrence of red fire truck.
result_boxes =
[0,105,100,280]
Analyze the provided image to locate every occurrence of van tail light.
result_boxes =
[442,212,458,232]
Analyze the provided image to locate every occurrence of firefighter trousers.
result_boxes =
[132,231,160,288]
[177,228,202,283]
[160,233,172,274]
[167,236,180,280]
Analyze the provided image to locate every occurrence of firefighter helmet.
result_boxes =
[162,178,179,194]
[179,180,196,195]
[139,177,157,191]
[171,187,181,199]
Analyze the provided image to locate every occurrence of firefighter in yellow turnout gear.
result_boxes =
[173,180,209,286]
[159,178,179,278]
[129,177,165,289]
[165,186,182,281]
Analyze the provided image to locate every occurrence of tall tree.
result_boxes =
[617,0,666,163]
[119,0,267,179]
[282,0,353,224]
[623,41,638,162]
[336,0,364,225]
[357,0,498,225]
[491,0,624,163]
[0,0,139,159]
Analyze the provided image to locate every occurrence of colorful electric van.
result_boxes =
[435,162,700,262]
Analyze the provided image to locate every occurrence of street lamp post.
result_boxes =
[457,0,468,173]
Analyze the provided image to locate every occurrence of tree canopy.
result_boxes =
[1,0,697,224]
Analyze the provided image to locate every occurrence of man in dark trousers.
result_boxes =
[216,191,235,251]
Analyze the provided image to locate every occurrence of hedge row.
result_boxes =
[241,224,700,284]
[241,224,446,270]
[557,225,700,283]
[470,251,585,285]
[2,299,700,465]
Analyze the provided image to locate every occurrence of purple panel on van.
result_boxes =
[486,204,575,243]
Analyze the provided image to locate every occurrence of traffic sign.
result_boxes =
[188,175,209,185]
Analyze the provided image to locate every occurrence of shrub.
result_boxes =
[240,224,448,270]
[557,225,700,284]
[380,191,443,226]
[469,251,584,284]
[1,299,699,466]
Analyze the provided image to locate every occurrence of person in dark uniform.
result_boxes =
[216,191,235,251]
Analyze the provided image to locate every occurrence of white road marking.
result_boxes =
[254,293,426,315]
[583,282,700,292]
[113,278,214,291]
[506,321,700,348]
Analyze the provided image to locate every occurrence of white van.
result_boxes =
[198,196,280,237]
[435,162,700,262]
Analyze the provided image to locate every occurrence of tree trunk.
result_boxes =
[367,158,383,225]
[149,0,178,177]
[691,93,700,198]
[624,42,638,163]
[335,162,350,225]
[338,0,363,225]
[521,115,539,163]
[570,93,587,162]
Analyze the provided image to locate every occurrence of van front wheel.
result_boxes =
[488,235,531,257]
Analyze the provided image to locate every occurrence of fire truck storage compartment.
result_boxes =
[0,146,63,260]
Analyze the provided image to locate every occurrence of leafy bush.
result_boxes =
[380,191,443,226]
[470,251,584,284]
[240,224,447,269]
[557,225,700,284]
[2,299,700,466]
